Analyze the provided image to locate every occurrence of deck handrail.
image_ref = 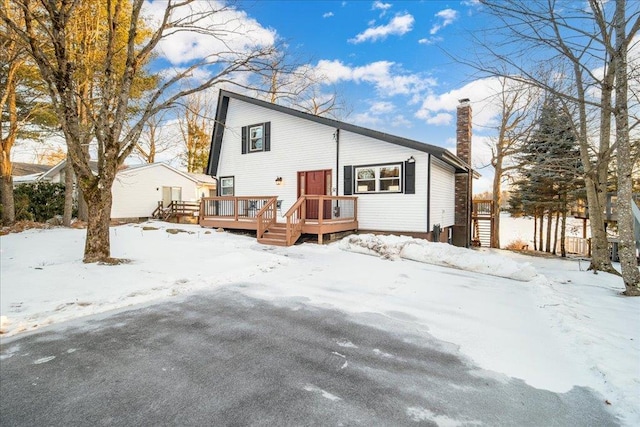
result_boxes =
[304,195,358,223]
[256,197,278,239]
[199,196,276,221]
[284,196,306,246]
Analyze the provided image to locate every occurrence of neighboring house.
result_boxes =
[14,159,216,221]
[10,162,55,185]
[111,163,216,220]
[203,89,475,247]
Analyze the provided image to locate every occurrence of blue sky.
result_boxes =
[236,0,498,192]
[13,0,500,193]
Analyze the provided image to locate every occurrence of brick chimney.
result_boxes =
[453,98,472,247]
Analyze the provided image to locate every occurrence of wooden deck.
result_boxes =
[199,195,358,245]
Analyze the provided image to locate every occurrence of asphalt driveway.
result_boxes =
[0,286,618,426]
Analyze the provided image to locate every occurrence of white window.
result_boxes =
[220,176,234,196]
[355,164,402,193]
[249,125,263,152]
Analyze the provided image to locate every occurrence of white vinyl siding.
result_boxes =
[110,164,200,219]
[217,99,335,211]
[217,97,459,234]
[429,158,456,228]
[340,131,429,232]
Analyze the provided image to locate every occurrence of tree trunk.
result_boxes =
[63,158,74,226]
[532,214,536,250]
[538,212,544,252]
[546,209,553,252]
[491,161,502,249]
[77,188,88,222]
[553,210,560,255]
[614,0,640,295]
[0,173,15,225]
[561,198,567,258]
[82,186,113,263]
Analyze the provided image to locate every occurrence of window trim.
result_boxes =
[219,176,235,196]
[354,162,403,194]
[248,124,264,152]
[242,122,270,154]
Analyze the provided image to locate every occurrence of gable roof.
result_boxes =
[206,89,471,176]
[117,162,215,186]
[40,159,99,181]
[11,162,53,176]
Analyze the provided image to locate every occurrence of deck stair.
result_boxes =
[471,199,495,248]
[473,219,492,247]
[257,222,290,246]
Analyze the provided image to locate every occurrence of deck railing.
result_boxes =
[199,196,277,222]
[200,195,358,245]
[472,199,493,217]
[304,195,357,224]
[284,196,306,246]
[256,197,278,239]
[153,200,200,220]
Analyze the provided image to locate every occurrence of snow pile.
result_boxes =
[339,234,538,282]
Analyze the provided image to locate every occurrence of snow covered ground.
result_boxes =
[1,220,638,425]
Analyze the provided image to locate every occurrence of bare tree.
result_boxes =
[134,111,174,164]
[1,0,55,225]
[177,93,213,173]
[612,0,640,294]
[485,77,540,248]
[254,47,349,119]
[469,1,640,284]
[2,0,275,262]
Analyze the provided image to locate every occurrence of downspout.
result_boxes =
[335,128,340,194]
[426,153,431,234]
[211,176,219,196]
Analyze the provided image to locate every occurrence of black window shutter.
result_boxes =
[241,126,247,154]
[405,161,415,194]
[343,165,353,195]
[264,122,271,151]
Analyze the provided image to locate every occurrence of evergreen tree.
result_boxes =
[511,97,582,255]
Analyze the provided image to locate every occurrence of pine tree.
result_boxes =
[511,97,582,255]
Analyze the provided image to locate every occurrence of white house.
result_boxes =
[110,163,216,220]
[203,90,474,247]
[20,160,216,221]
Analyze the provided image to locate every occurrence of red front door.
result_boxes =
[298,170,331,220]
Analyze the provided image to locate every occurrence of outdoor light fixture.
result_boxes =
[407,156,415,163]
[275,176,283,185]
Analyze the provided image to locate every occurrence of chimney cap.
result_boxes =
[458,98,470,104]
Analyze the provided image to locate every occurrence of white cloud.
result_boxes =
[352,112,383,127]
[426,112,454,126]
[418,36,443,45]
[430,8,459,35]
[372,1,392,16]
[370,101,395,114]
[349,13,414,43]
[372,1,392,11]
[414,77,506,129]
[323,12,334,18]
[313,59,436,96]
[390,115,412,128]
[143,1,276,65]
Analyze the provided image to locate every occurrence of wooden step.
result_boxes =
[258,222,290,246]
